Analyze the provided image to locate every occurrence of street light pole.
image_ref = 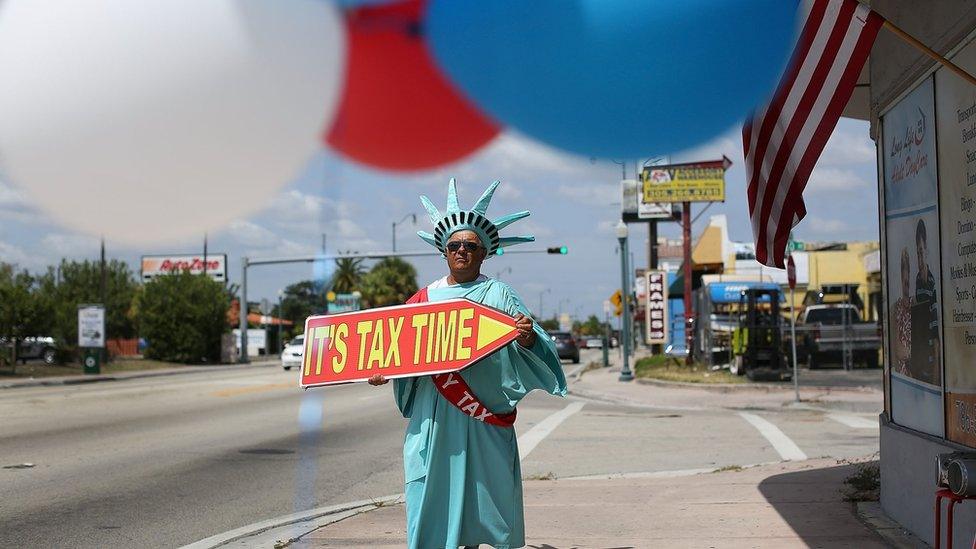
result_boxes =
[538,288,551,320]
[239,257,249,364]
[616,221,633,381]
[392,213,417,253]
[277,289,284,355]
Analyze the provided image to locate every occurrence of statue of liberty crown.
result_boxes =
[417,178,534,257]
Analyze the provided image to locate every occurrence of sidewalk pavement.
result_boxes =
[0,357,278,389]
[289,458,892,548]
[571,351,882,415]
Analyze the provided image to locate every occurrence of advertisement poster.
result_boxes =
[141,254,227,282]
[645,271,668,344]
[77,304,105,348]
[640,157,729,203]
[882,76,944,437]
[936,39,976,445]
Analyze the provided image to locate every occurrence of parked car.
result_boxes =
[281,335,305,370]
[584,337,604,349]
[0,336,60,365]
[549,331,580,363]
[797,304,880,369]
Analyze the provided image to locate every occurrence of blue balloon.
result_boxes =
[426,0,799,158]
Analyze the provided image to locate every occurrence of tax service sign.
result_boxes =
[300,298,518,388]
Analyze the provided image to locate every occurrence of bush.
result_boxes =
[137,272,229,363]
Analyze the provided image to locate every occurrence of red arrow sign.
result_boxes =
[300,298,518,388]
[787,255,796,290]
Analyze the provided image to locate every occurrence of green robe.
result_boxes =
[394,276,566,549]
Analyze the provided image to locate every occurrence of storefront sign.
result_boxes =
[936,40,976,446]
[640,157,730,203]
[141,254,227,282]
[882,75,944,437]
[645,271,668,344]
[78,304,105,348]
[300,299,518,388]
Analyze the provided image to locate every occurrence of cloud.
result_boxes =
[805,167,871,193]
[41,233,102,257]
[803,215,852,235]
[558,182,619,206]
[820,125,876,166]
[0,240,37,270]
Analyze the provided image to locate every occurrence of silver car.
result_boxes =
[280,335,304,371]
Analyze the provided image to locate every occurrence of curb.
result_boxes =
[179,494,403,549]
[0,361,277,390]
[855,501,927,548]
[634,376,882,394]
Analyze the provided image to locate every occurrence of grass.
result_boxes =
[0,357,195,379]
[633,355,746,384]
[840,458,880,502]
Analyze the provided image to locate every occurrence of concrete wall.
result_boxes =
[881,417,976,547]
[871,2,976,544]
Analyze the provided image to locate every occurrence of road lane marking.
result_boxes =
[828,413,877,429]
[209,383,293,398]
[518,401,585,461]
[738,412,807,461]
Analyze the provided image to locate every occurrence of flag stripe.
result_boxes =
[743,0,882,267]
[754,0,858,265]
[771,9,884,263]
[747,0,836,246]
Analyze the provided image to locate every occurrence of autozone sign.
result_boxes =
[141,254,227,282]
[645,271,668,344]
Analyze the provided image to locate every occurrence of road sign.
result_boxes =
[82,348,101,375]
[300,298,519,388]
[787,255,796,290]
[78,304,105,348]
[640,156,731,203]
[609,290,623,317]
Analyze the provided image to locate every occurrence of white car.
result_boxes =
[281,335,304,370]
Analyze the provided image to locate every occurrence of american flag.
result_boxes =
[743,0,883,268]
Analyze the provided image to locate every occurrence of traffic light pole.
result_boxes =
[617,227,633,381]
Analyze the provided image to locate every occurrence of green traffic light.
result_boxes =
[560,246,568,254]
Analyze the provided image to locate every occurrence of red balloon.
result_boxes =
[326,0,500,171]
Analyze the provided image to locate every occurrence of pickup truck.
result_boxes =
[797,305,880,369]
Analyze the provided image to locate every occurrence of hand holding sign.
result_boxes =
[301,298,519,388]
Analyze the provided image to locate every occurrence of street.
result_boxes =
[0,349,880,548]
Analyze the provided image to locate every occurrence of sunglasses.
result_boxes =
[446,241,482,253]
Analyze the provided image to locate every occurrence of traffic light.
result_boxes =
[547,246,568,254]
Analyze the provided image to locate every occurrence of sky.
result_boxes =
[0,117,879,322]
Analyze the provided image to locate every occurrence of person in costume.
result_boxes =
[368,178,566,549]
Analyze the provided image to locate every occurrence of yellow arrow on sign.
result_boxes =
[477,314,517,351]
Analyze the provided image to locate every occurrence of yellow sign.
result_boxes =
[641,157,730,203]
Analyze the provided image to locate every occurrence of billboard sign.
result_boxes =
[301,298,518,388]
[645,271,668,344]
[641,157,731,203]
[78,304,105,348]
[141,254,227,282]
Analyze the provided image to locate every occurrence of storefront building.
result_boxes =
[868,1,976,544]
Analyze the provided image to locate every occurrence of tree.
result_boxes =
[576,315,603,336]
[275,280,329,338]
[360,257,418,308]
[137,272,229,363]
[538,317,559,331]
[44,259,139,349]
[0,264,48,371]
[331,257,365,293]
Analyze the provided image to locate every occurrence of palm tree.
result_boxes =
[360,257,418,308]
[331,257,365,294]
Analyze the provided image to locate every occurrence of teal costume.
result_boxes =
[394,179,566,548]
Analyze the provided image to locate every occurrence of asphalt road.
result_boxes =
[0,349,879,548]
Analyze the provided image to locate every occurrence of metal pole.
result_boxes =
[619,233,633,381]
[100,237,107,363]
[239,257,249,364]
[277,292,283,355]
[791,285,799,402]
[603,312,610,368]
[392,222,396,253]
[682,201,693,365]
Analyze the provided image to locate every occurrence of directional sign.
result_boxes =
[300,298,519,388]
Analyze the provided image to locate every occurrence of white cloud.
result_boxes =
[558,182,619,206]
[804,215,852,235]
[0,180,29,208]
[227,220,279,248]
[0,240,37,269]
[820,126,876,166]
[41,233,102,257]
[805,167,870,193]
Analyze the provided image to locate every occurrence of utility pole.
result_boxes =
[392,213,417,253]
[239,257,249,364]
[100,237,107,363]
[682,202,693,365]
[616,221,633,381]
[203,233,208,278]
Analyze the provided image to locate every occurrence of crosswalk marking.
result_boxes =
[828,413,877,429]
[518,401,585,461]
[739,412,808,461]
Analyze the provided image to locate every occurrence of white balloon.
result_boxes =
[0,0,345,244]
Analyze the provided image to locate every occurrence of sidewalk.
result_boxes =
[571,351,883,414]
[290,459,889,548]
